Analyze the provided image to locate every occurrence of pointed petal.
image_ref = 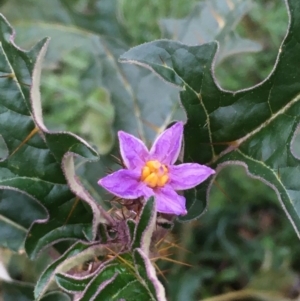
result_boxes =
[155,185,187,215]
[150,122,183,165]
[98,169,153,199]
[169,163,215,190]
[118,131,149,169]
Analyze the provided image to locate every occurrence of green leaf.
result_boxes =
[55,272,93,293]
[132,197,156,253]
[88,276,148,301]
[78,261,146,301]
[34,242,89,299]
[50,201,165,301]
[119,0,300,235]
[77,38,184,145]
[0,4,184,142]
[126,219,136,243]
[78,253,165,301]
[0,189,47,251]
[0,14,112,260]
[0,3,185,202]
[34,241,109,300]
[133,248,167,301]
[160,0,262,64]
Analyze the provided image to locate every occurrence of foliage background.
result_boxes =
[1,0,299,300]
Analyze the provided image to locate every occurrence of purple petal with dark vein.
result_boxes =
[169,163,215,190]
[149,122,183,165]
[118,131,149,169]
[98,169,153,199]
[155,185,187,215]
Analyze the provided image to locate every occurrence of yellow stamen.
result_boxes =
[141,160,169,188]
[144,173,158,188]
[146,160,161,170]
[157,174,169,187]
[141,166,151,180]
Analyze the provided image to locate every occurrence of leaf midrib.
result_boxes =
[210,91,300,165]
[0,213,27,232]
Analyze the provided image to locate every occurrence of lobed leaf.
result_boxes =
[0,14,112,260]
[0,2,185,202]
[0,0,183,144]
[119,0,300,236]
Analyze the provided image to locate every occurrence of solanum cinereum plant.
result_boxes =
[0,14,214,300]
[1,0,300,300]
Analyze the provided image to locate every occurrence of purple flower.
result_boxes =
[98,122,215,215]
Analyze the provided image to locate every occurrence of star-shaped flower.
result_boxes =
[98,122,215,215]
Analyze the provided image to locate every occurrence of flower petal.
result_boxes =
[155,185,187,215]
[150,122,183,165]
[98,169,153,199]
[118,131,149,169]
[169,163,215,190]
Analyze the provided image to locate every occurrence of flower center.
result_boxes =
[141,160,169,188]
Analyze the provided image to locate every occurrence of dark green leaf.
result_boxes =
[119,0,300,235]
[90,277,149,301]
[78,253,164,301]
[34,242,90,299]
[0,189,47,251]
[55,272,93,293]
[35,241,109,300]
[78,262,135,301]
[0,14,112,258]
[132,197,156,251]
[0,5,185,202]
[133,248,166,301]
[126,219,136,243]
